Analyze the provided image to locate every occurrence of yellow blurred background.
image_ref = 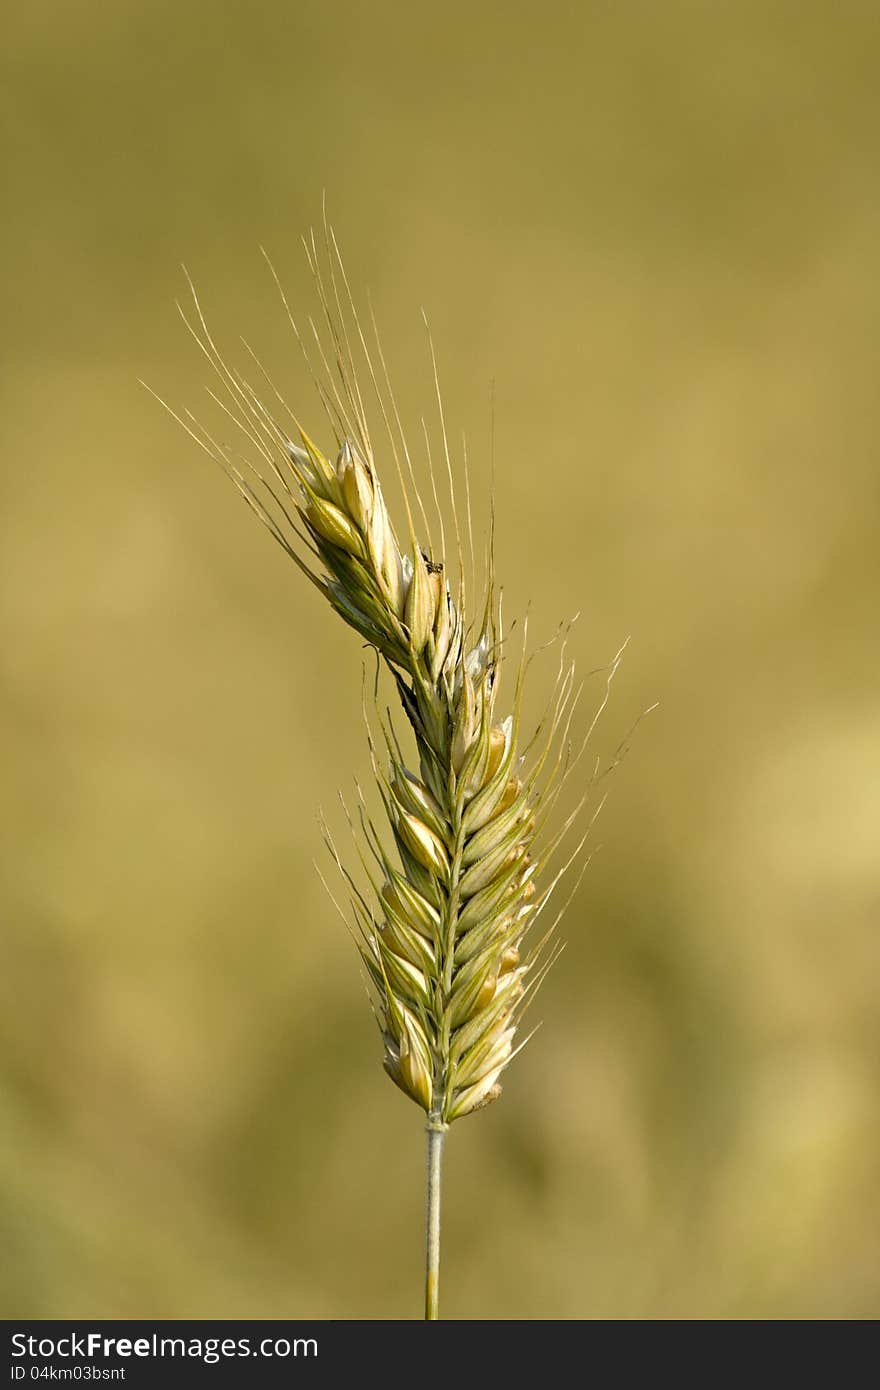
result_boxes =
[2,1,879,1319]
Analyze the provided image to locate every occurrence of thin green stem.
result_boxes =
[424,1121,446,1319]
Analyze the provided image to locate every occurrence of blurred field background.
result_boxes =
[2,1,879,1319]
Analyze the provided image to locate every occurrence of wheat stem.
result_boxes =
[424,1119,446,1320]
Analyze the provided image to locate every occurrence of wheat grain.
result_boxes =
[151,219,628,1317]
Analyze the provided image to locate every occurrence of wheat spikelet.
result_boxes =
[144,225,626,1139]
[147,219,640,1315]
[269,414,571,1124]
[147,225,660,1324]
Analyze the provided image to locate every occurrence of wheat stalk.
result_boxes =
[147,220,629,1319]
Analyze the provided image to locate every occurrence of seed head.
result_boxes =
[161,230,623,1125]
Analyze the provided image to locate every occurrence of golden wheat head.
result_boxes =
[147,223,626,1131]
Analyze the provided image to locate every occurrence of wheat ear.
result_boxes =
[150,225,621,1319]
